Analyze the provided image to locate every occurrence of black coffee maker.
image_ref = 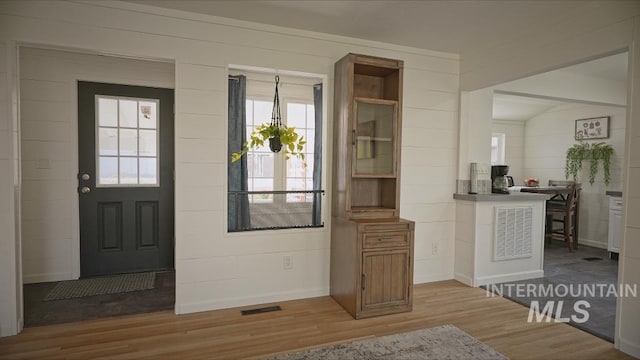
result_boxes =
[491,165,510,194]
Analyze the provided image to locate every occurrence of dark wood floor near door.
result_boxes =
[23,271,175,327]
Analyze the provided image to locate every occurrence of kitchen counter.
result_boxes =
[606,191,622,197]
[454,191,546,287]
[453,193,549,202]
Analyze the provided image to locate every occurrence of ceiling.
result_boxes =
[493,52,628,121]
[493,94,563,121]
[130,0,590,58]
[128,1,627,122]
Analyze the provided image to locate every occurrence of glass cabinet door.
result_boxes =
[353,99,397,176]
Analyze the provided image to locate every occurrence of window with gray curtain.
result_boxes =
[228,75,250,231]
[228,73,323,231]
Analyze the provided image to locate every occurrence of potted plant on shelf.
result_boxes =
[565,141,614,185]
[231,75,306,165]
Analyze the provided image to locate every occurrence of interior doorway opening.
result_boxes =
[487,51,628,342]
[18,46,176,327]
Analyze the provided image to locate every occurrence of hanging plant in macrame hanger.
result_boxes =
[231,75,307,166]
[268,75,284,152]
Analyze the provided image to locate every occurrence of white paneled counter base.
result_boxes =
[453,193,548,287]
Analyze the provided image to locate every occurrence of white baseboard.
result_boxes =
[577,238,607,249]
[618,336,640,358]
[475,270,544,287]
[176,287,329,315]
[454,273,473,287]
[413,272,453,284]
[23,272,74,284]
[0,324,18,337]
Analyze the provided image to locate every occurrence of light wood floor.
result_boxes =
[0,280,631,359]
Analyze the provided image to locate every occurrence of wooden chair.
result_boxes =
[547,180,581,249]
[545,183,580,251]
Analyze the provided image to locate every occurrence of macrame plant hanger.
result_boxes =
[269,75,283,152]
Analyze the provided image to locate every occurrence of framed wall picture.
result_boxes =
[575,116,610,140]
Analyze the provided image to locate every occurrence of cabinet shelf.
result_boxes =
[351,206,396,211]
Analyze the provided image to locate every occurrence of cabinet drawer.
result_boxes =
[363,231,409,249]
[362,223,410,232]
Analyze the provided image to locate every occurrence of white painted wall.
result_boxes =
[491,119,525,184]
[0,0,459,335]
[522,103,626,249]
[19,47,175,283]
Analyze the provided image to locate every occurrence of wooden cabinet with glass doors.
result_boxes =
[330,53,415,319]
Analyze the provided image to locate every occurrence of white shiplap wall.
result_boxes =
[0,0,459,334]
[19,47,175,283]
[522,103,627,249]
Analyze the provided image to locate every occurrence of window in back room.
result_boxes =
[491,132,506,165]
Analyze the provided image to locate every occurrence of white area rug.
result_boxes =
[270,324,509,360]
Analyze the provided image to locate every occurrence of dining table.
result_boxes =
[519,186,580,248]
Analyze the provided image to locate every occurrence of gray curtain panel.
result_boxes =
[228,75,251,231]
[312,83,323,226]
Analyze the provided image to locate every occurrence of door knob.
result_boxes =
[80,187,91,194]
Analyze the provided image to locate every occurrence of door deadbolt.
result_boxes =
[81,173,90,180]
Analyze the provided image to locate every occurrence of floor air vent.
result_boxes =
[583,257,603,261]
[241,305,282,316]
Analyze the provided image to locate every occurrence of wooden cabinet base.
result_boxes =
[330,217,414,319]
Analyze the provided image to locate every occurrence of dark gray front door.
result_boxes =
[78,81,174,277]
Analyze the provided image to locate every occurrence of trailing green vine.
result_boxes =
[565,142,589,183]
[565,141,614,185]
[231,123,306,165]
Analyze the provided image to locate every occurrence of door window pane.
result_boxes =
[119,129,138,156]
[119,157,138,184]
[98,128,118,156]
[119,99,138,128]
[139,158,157,184]
[139,130,157,157]
[99,157,118,185]
[98,98,118,127]
[96,96,160,186]
[138,101,157,129]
